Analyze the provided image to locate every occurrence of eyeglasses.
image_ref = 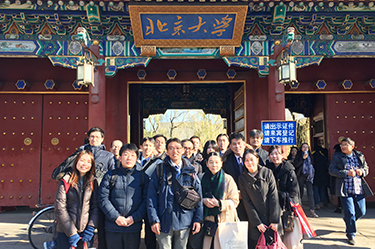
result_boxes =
[168,147,182,151]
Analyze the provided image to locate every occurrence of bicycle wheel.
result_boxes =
[28,206,55,249]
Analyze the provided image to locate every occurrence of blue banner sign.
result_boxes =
[140,14,236,40]
[261,121,297,146]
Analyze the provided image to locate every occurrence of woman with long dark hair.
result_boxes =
[201,140,219,173]
[55,150,99,249]
[239,149,281,249]
[202,152,239,248]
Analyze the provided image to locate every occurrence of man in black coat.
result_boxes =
[222,132,248,221]
[249,129,269,166]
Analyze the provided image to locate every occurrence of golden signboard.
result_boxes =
[129,5,248,48]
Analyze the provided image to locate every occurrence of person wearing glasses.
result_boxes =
[147,138,203,249]
[329,137,373,246]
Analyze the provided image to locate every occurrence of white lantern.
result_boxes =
[77,60,95,86]
[277,52,297,85]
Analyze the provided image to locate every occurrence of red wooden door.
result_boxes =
[40,95,88,205]
[0,95,43,206]
[0,94,88,207]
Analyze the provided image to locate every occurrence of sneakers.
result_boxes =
[309,209,319,218]
[43,240,57,249]
[347,236,356,245]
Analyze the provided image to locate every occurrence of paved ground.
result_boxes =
[0,204,374,249]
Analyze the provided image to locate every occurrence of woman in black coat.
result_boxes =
[266,146,301,249]
[238,149,281,249]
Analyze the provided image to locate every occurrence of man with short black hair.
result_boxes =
[329,137,373,245]
[216,133,229,156]
[222,132,248,221]
[153,134,167,159]
[190,135,202,160]
[110,140,123,160]
[99,143,149,249]
[249,129,269,166]
[148,138,203,249]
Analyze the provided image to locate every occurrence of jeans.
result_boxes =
[341,194,366,238]
[105,231,141,249]
[298,176,315,210]
[156,227,190,249]
[313,185,326,205]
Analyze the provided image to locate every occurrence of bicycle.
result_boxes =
[28,205,55,249]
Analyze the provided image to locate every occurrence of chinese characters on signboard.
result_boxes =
[140,13,236,40]
[261,121,297,146]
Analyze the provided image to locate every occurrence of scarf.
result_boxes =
[302,156,315,183]
[201,168,225,217]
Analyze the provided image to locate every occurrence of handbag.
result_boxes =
[172,174,201,210]
[282,216,303,249]
[256,229,287,249]
[204,220,218,237]
[281,210,294,232]
[217,202,248,249]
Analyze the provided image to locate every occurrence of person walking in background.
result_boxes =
[312,145,330,210]
[147,138,203,249]
[294,143,318,218]
[249,129,269,166]
[239,149,281,249]
[287,146,298,164]
[202,152,239,248]
[329,137,373,245]
[216,133,229,157]
[53,150,99,249]
[98,144,149,249]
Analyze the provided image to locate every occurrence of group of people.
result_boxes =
[46,126,371,249]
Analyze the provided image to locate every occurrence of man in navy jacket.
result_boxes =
[99,143,149,249]
[147,138,203,249]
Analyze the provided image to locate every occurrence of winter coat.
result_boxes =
[238,166,282,241]
[55,174,99,237]
[147,156,203,233]
[202,173,239,249]
[52,144,116,184]
[98,164,149,233]
[266,160,300,206]
[256,147,269,167]
[312,147,330,187]
[329,150,373,197]
[138,152,163,178]
[222,144,252,185]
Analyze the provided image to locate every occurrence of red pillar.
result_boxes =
[269,45,287,156]
[268,45,285,121]
[88,45,106,131]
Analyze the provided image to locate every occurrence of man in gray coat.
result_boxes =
[329,137,373,245]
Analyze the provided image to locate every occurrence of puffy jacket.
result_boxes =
[147,156,203,233]
[266,160,300,206]
[329,150,373,197]
[52,144,116,184]
[55,174,99,237]
[98,164,149,233]
[238,166,282,240]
